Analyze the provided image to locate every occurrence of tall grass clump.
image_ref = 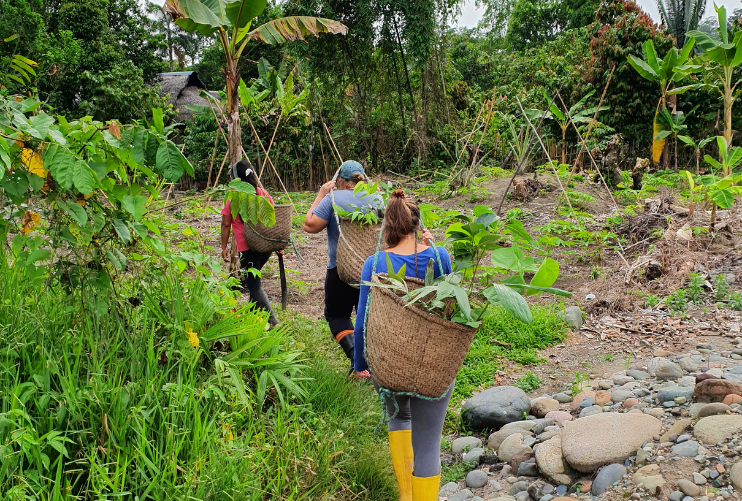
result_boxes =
[0,248,393,499]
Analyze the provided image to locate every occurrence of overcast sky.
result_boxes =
[455,0,742,28]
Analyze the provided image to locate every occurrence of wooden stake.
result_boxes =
[517,97,576,218]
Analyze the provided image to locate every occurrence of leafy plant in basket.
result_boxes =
[332,180,386,227]
[366,206,571,328]
[223,179,276,227]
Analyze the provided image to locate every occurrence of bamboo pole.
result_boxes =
[516,97,576,218]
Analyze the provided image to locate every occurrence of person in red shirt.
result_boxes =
[221,160,279,326]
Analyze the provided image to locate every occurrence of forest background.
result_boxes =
[2,0,737,193]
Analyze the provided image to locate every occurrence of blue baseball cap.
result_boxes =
[339,160,365,180]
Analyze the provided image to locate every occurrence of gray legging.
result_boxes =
[374,379,454,478]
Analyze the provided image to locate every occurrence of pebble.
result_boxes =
[698,402,732,417]
[579,405,603,418]
[452,436,482,454]
[554,392,573,403]
[449,490,475,501]
[658,386,694,403]
[489,480,501,490]
[592,463,627,495]
[627,370,650,380]
[465,470,488,489]
[510,481,530,495]
[669,491,684,501]
[675,397,688,404]
[517,461,539,477]
[678,479,701,496]
[693,472,708,485]
[514,492,530,501]
[677,434,691,442]
[683,497,694,501]
[439,482,459,497]
[463,447,485,464]
[611,390,632,403]
[555,485,567,496]
[462,386,532,430]
[672,440,700,457]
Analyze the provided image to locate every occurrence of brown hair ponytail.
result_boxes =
[383,190,420,247]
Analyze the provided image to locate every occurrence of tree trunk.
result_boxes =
[709,202,717,234]
[226,69,242,169]
[561,127,567,165]
[674,135,678,172]
[724,89,733,173]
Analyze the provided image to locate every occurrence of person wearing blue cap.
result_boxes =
[303,160,382,373]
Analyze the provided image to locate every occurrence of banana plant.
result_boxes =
[678,135,715,174]
[163,0,347,167]
[627,37,696,164]
[655,107,694,171]
[696,136,742,231]
[528,90,609,165]
[686,3,742,152]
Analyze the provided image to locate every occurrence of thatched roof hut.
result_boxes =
[156,71,220,123]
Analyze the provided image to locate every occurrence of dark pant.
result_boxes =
[239,250,278,326]
[324,267,360,361]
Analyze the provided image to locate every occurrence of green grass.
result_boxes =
[452,305,568,402]
[0,248,394,500]
[441,461,474,483]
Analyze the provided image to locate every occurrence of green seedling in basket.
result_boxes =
[366,206,571,328]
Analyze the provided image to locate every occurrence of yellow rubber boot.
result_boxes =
[388,430,414,501]
[411,474,440,501]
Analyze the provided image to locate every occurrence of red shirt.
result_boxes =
[222,187,274,252]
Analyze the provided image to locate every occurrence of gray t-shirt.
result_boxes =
[312,189,383,269]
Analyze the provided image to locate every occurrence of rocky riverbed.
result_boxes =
[441,339,742,501]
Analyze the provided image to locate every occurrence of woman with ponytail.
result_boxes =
[220,160,279,326]
[353,189,453,501]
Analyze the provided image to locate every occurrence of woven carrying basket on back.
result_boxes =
[336,217,382,285]
[365,274,476,398]
[242,204,292,253]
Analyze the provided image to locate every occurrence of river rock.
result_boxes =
[545,411,572,428]
[678,479,701,496]
[698,403,732,418]
[627,369,650,380]
[462,386,531,430]
[648,358,683,380]
[632,464,666,495]
[464,448,485,464]
[488,428,534,450]
[527,481,553,500]
[579,405,603,418]
[731,462,742,491]
[594,390,611,406]
[571,391,596,411]
[560,306,583,330]
[452,436,483,454]
[440,482,459,497]
[695,379,742,403]
[694,415,742,444]
[560,412,662,472]
[499,433,531,463]
[534,435,575,485]
[531,418,553,435]
[671,440,700,457]
[531,398,560,418]
[724,394,742,406]
[658,386,695,403]
[466,470,488,488]
[554,392,573,403]
[679,357,700,372]
[592,464,627,495]
[611,390,632,403]
[449,489,474,501]
[660,418,692,442]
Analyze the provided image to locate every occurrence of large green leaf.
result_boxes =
[122,195,148,222]
[0,137,11,179]
[43,144,75,190]
[226,0,266,29]
[491,247,519,270]
[709,187,736,209]
[257,195,276,227]
[627,55,659,81]
[644,40,660,75]
[164,0,231,35]
[482,284,532,324]
[112,219,131,245]
[528,258,559,295]
[156,141,185,182]
[72,161,96,195]
[247,16,348,45]
[60,200,89,226]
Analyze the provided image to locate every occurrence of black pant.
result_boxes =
[239,250,278,325]
[324,267,360,338]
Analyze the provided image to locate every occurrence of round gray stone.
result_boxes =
[449,490,475,501]
[466,470,488,489]
[439,482,459,497]
[462,386,531,430]
[648,357,683,380]
[452,436,483,454]
[592,463,627,495]
[579,405,603,418]
[677,479,700,497]
[463,447,485,464]
[658,386,695,403]
[671,440,700,457]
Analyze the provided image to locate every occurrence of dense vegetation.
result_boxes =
[3,0,742,498]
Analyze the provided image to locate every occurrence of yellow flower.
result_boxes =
[21,148,46,179]
[185,321,199,348]
[20,211,41,235]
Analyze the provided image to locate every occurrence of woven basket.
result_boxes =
[242,204,292,253]
[365,274,476,398]
[336,217,382,285]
